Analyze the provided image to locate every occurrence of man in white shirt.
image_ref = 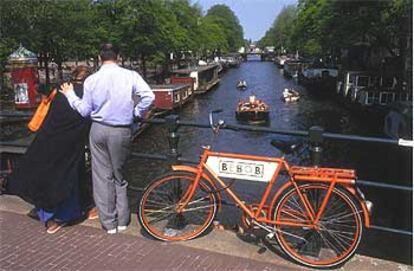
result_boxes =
[61,44,155,234]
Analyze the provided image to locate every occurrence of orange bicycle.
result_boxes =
[138,110,372,268]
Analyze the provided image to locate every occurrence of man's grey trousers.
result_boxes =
[89,122,131,230]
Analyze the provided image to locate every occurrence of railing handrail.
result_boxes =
[140,118,413,147]
[1,112,413,147]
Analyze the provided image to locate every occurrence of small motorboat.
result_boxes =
[236,95,270,124]
[281,88,300,103]
[236,80,247,89]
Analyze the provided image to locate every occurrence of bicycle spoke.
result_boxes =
[274,184,362,268]
[322,210,361,223]
[147,212,175,224]
[140,174,216,241]
[317,230,343,256]
[280,204,309,221]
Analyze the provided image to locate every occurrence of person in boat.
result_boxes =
[282,88,291,98]
[237,80,247,88]
[282,88,299,99]
[7,66,96,234]
[239,95,266,111]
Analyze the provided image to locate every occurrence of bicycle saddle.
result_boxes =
[270,139,301,155]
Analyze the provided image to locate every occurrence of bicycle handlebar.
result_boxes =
[224,123,240,131]
[271,139,304,156]
[209,109,225,134]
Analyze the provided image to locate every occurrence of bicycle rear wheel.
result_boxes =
[139,172,217,241]
[273,183,363,268]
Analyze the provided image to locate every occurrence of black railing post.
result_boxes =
[309,126,324,166]
[165,114,180,163]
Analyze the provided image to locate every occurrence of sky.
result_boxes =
[192,0,298,42]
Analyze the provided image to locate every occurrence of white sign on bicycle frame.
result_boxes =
[206,156,279,182]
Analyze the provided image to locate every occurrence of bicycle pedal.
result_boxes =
[265,232,275,239]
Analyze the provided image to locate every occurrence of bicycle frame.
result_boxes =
[174,148,370,229]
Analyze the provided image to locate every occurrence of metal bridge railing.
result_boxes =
[1,113,413,236]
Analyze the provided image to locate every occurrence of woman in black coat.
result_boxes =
[7,66,93,234]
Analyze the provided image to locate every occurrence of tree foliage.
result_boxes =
[0,0,244,84]
[204,4,244,51]
[259,0,412,76]
[258,5,297,53]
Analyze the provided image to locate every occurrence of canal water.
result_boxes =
[128,60,412,263]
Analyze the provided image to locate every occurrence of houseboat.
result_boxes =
[355,87,412,107]
[236,95,270,124]
[220,54,241,69]
[170,63,220,95]
[283,59,310,79]
[337,70,412,107]
[298,68,338,92]
[150,83,194,112]
[336,71,375,100]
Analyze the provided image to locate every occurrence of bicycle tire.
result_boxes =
[139,172,217,241]
[272,183,363,268]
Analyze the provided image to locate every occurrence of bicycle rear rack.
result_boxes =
[290,166,356,180]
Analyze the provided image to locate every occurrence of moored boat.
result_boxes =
[283,59,310,79]
[298,68,337,92]
[275,55,289,68]
[150,83,193,111]
[236,95,270,124]
[170,63,220,95]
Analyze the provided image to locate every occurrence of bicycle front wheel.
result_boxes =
[139,172,217,241]
[273,183,363,268]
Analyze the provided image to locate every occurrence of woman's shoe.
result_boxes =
[46,220,66,234]
[87,207,98,220]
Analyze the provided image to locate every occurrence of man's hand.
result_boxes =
[142,110,151,121]
[134,110,151,123]
[59,82,74,95]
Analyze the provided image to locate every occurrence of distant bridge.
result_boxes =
[240,50,275,61]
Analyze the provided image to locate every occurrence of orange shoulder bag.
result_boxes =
[27,89,57,132]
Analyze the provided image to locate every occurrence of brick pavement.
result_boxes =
[0,211,297,271]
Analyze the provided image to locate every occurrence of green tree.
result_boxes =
[0,0,99,85]
[198,17,228,55]
[258,5,297,53]
[115,0,187,78]
[204,4,244,51]
[166,0,203,52]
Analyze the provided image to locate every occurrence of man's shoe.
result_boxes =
[107,228,117,234]
[117,226,127,232]
[87,207,98,220]
[46,220,66,234]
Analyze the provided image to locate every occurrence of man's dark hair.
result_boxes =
[100,43,119,61]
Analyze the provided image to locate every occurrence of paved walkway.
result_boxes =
[0,211,297,271]
[0,195,411,271]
